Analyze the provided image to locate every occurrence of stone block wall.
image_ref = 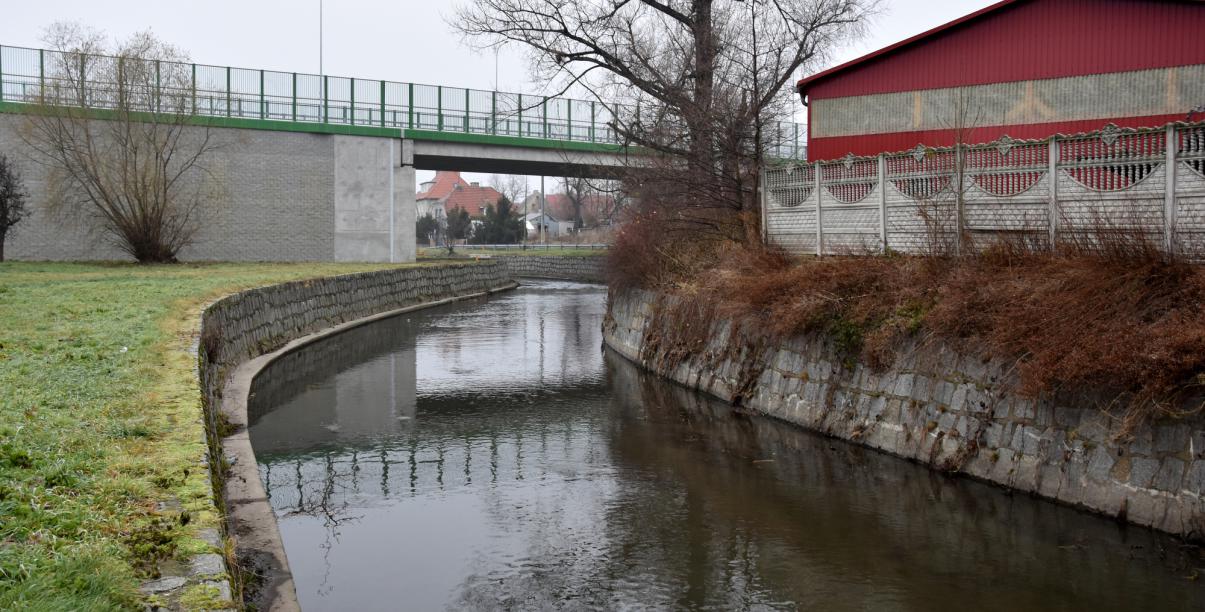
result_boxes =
[0,114,416,263]
[498,254,606,283]
[605,289,1205,539]
[194,261,512,610]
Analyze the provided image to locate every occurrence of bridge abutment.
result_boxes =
[333,136,416,263]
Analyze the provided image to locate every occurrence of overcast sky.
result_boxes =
[0,0,998,190]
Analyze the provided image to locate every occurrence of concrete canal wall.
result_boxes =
[195,262,515,611]
[605,289,1205,540]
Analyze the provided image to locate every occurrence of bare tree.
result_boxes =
[454,0,875,244]
[20,23,221,263]
[0,154,29,262]
[490,174,530,213]
[562,175,591,230]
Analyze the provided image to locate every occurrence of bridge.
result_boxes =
[0,44,806,262]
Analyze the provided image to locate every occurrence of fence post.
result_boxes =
[350,78,356,125]
[815,161,824,256]
[1165,124,1178,254]
[407,83,414,130]
[225,66,231,117]
[542,97,549,139]
[0,46,5,102]
[590,101,596,142]
[1048,138,1059,249]
[259,69,265,120]
[878,153,888,252]
[759,166,768,245]
[291,72,297,122]
[437,85,443,131]
[323,75,329,124]
[954,144,965,256]
[155,60,161,114]
[491,90,497,135]
[518,93,523,136]
[379,79,385,127]
[191,63,196,115]
[39,49,44,99]
[464,88,470,133]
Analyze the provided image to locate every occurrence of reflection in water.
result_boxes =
[249,281,1205,612]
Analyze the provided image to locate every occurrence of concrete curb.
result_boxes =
[217,281,519,612]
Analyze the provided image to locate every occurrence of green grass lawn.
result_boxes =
[0,261,410,610]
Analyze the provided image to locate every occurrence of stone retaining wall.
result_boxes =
[498,254,606,283]
[195,262,513,610]
[605,289,1205,540]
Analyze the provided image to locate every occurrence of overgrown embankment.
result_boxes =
[604,244,1205,538]
[616,244,1205,429]
[0,262,409,610]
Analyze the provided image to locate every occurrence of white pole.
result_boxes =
[541,175,547,245]
[319,0,324,75]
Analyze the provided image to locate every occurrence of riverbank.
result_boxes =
[0,262,426,609]
[199,261,516,611]
[604,286,1205,539]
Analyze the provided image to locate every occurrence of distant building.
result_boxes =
[523,212,570,239]
[416,171,503,219]
[796,0,1205,160]
[523,191,618,228]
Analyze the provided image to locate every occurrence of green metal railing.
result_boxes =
[0,44,808,159]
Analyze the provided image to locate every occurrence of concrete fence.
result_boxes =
[763,121,1205,256]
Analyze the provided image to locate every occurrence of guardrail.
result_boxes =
[0,44,807,158]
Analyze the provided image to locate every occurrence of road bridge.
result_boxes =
[0,45,806,262]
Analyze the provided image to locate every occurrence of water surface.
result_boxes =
[249,281,1205,611]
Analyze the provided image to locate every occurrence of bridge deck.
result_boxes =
[0,44,807,160]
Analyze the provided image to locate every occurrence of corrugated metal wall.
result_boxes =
[806,0,1205,100]
[802,0,1205,160]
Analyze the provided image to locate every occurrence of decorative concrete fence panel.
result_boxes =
[763,122,1205,257]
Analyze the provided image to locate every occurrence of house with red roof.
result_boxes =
[796,0,1205,160]
[416,171,504,219]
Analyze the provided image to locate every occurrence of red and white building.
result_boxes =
[797,0,1205,161]
[416,171,504,219]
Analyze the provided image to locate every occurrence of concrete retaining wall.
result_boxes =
[605,289,1205,540]
[499,254,606,282]
[195,262,513,610]
[0,114,415,262]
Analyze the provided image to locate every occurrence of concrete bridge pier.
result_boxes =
[333,136,416,263]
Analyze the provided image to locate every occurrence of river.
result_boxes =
[248,280,1205,611]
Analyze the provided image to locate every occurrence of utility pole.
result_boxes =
[319,0,324,75]
[540,175,547,245]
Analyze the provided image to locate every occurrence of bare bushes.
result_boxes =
[630,231,1205,427]
[21,24,219,263]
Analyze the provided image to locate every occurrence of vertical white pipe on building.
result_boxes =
[389,139,396,262]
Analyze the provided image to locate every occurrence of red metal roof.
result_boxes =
[797,0,1023,95]
[797,0,1205,99]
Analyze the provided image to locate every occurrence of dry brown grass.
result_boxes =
[624,237,1205,427]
